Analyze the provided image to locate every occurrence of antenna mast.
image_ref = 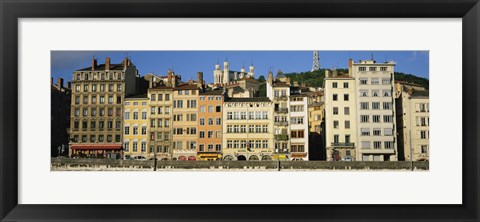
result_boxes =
[311,51,320,72]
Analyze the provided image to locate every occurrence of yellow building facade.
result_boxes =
[123,96,150,159]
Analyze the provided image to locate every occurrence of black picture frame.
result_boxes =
[1,0,479,221]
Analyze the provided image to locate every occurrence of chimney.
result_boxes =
[149,76,153,89]
[333,69,338,77]
[91,57,97,70]
[67,81,71,89]
[197,72,204,89]
[167,69,173,86]
[325,69,330,78]
[172,75,177,88]
[286,77,291,86]
[348,58,353,77]
[105,57,111,71]
[58,78,64,89]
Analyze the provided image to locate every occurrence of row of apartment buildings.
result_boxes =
[67,57,310,161]
[61,56,429,161]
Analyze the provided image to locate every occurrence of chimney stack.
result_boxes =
[325,69,330,78]
[105,57,111,71]
[67,81,71,89]
[58,78,64,89]
[167,69,173,86]
[348,58,353,77]
[267,70,273,85]
[333,69,338,77]
[197,72,204,89]
[91,57,97,70]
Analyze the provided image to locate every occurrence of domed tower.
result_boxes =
[248,65,255,78]
[223,61,230,84]
[213,62,222,84]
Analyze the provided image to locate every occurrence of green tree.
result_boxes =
[258,75,266,83]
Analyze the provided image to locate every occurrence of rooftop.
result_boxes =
[125,93,148,99]
[411,90,429,98]
[200,89,224,95]
[76,63,125,72]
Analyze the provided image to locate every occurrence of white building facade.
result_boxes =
[213,61,254,85]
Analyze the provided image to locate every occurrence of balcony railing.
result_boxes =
[331,142,355,147]
[274,108,288,113]
[274,134,289,141]
[274,121,289,126]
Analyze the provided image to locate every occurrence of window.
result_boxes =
[125,111,130,120]
[420,130,428,139]
[241,112,247,120]
[362,141,370,149]
[216,106,221,112]
[332,82,338,88]
[361,128,370,136]
[382,78,391,85]
[373,141,382,149]
[373,128,381,136]
[384,128,393,136]
[383,102,392,110]
[262,111,268,119]
[99,108,105,117]
[151,94,156,101]
[132,142,138,152]
[262,140,268,149]
[372,102,380,110]
[216,96,222,100]
[359,67,366,71]
[216,144,221,151]
[383,115,393,123]
[227,112,233,120]
[343,82,349,88]
[373,115,381,123]
[108,96,113,104]
[345,121,350,129]
[421,145,428,153]
[117,84,122,92]
[359,78,368,85]
[383,90,391,97]
[385,141,393,149]
[133,126,138,135]
[344,107,350,115]
[262,125,268,133]
[199,131,205,138]
[344,94,349,101]
[333,107,338,115]
[165,94,170,101]
[380,67,388,71]
[333,121,339,129]
[158,94,163,101]
[360,102,369,110]
[360,90,368,97]
[124,126,130,135]
[372,90,379,97]
[133,112,138,120]
[83,84,89,92]
[100,96,105,104]
[107,135,112,142]
[208,131,213,138]
[216,118,221,125]
[208,118,214,125]
[333,135,339,143]
[333,94,338,101]
[371,78,379,85]
[361,115,369,123]
[199,118,205,126]
[141,142,146,152]
[199,144,205,151]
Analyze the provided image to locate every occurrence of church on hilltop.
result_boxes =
[213,61,255,85]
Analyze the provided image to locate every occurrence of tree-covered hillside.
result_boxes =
[282,69,429,89]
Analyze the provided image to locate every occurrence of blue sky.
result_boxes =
[51,51,429,83]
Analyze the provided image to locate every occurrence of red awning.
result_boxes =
[71,144,122,150]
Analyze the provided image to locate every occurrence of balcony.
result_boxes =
[274,108,288,113]
[274,121,289,126]
[274,134,289,141]
[331,142,355,147]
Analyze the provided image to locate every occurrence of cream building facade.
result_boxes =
[123,96,150,159]
[222,98,274,161]
[148,85,174,160]
[395,82,429,161]
[352,59,397,161]
[324,69,358,161]
[69,57,138,158]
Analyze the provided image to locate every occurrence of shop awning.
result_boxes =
[71,144,122,150]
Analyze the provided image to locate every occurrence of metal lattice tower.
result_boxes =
[311,51,320,71]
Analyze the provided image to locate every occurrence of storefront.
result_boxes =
[70,144,122,159]
[197,152,222,161]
